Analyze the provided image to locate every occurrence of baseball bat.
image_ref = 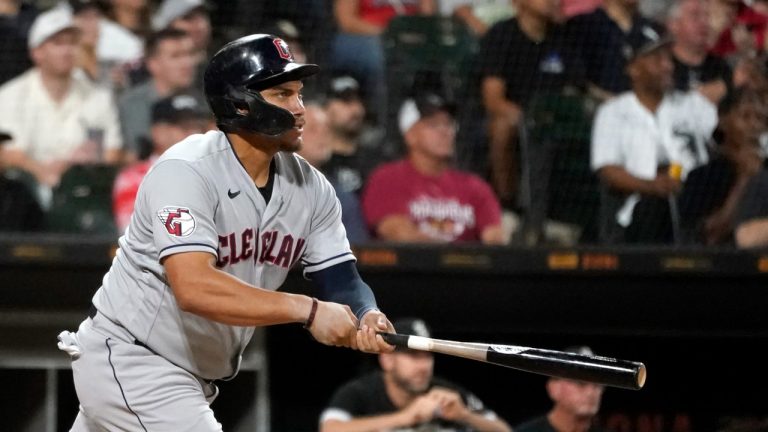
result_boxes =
[378,333,646,390]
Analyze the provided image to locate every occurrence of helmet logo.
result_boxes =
[273,38,292,60]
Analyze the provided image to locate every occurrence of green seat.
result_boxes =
[3,167,44,208]
[382,16,478,139]
[46,164,119,235]
[519,92,600,242]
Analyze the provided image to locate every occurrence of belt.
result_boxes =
[88,303,154,352]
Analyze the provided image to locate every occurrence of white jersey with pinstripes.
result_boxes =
[91,130,354,380]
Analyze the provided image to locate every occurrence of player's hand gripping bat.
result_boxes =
[379,333,646,390]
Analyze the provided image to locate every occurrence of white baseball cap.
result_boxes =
[152,0,206,31]
[398,92,455,135]
[28,6,78,49]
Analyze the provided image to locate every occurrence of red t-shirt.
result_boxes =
[112,158,153,233]
[362,159,502,242]
[359,0,421,28]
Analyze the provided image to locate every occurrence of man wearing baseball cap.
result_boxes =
[112,92,211,232]
[362,92,505,244]
[152,0,211,66]
[322,74,385,196]
[515,346,608,432]
[320,318,512,432]
[0,5,122,191]
[591,23,718,243]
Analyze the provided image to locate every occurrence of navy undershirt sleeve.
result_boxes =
[307,260,378,320]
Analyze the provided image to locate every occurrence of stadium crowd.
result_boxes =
[1,0,768,249]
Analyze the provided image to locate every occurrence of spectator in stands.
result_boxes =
[678,87,767,245]
[515,346,608,432]
[438,0,514,36]
[710,0,768,59]
[362,93,505,244]
[0,0,38,85]
[263,18,307,63]
[105,0,150,38]
[112,92,211,232]
[299,102,370,244]
[330,0,435,124]
[591,23,718,244]
[667,0,731,104]
[734,170,768,248]
[479,0,585,207]
[118,28,199,158]
[322,74,385,196]
[0,7,122,192]
[566,0,655,98]
[69,0,102,82]
[0,131,43,232]
[152,0,211,68]
[320,318,512,432]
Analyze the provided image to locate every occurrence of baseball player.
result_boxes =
[56,34,395,431]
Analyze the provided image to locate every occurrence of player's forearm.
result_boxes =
[1,148,45,180]
[165,254,312,326]
[334,0,383,34]
[459,412,512,432]
[321,412,414,432]
[377,216,440,242]
[480,225,506,245]
[597,165,657,196]
[735,219,768,248]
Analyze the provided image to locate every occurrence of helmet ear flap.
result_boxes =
[223,87,295,136]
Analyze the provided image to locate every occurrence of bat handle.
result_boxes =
[377,332,409,348]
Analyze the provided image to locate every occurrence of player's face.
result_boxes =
[389,351,434,395]
[671,0,710,50]
[260,81,306,152]
[408,111,456,160]
[629,48,674,93]
[723,99,768,147]
[549,379,604,418]
[326,98,366,136]
[32,30,79,77]
[171,9,211,51]
[148,36,197,91]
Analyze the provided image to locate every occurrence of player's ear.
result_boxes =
[545,378,560,401]
[379,352,394,371]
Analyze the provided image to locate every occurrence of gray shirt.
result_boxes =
[92,130,354,380]
[117,80,159,154]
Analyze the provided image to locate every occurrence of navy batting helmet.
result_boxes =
[203,34,319,136]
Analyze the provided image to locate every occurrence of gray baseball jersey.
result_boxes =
[92,130,354,380]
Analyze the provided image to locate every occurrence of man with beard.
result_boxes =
[319,318,512,432]
[322,74,386,196]
[515,346,608,432]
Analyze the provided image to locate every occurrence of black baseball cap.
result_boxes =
[152,93,209,124]
[0,130,11,145]
[624,23,673,62]
[327,74,361,102]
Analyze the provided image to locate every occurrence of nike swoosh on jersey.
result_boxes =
[228,189,241,199]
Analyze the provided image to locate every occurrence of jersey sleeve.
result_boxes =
[591,102,623,171]
[139,159,219,261]
[319,379,368,423]
[300,170,354,274]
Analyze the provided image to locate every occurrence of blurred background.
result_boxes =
[1,0,768,430]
